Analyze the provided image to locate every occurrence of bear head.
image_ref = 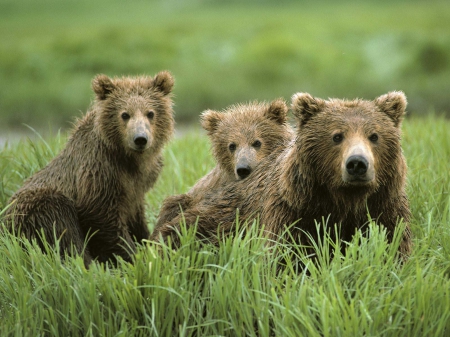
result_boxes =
[291,91,407,201]
[91,71,175,156]
[201,99,290,180]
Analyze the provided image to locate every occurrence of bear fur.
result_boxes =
[156,92,412,259]
[4,71,175,266]
[152,99,293,244]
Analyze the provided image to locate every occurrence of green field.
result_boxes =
[0,115,450,336]
[1,0,450,335]
[1,0,449,132]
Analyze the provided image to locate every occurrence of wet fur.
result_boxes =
[152,99,294,244]
[4,71,175,266]
[157,92,412,259]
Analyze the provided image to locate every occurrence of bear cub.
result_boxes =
[151,99,293,246]
[4,71,175,266]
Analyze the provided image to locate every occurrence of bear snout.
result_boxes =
[236,157,252,179]
[346,155,368,176]
[342,153,375,185]
[133,134,149,150]
[236,165,252,179]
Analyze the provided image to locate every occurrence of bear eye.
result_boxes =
[252,140,262,148]
[332,133,344,144]
[147,111,154,119]
[369,133,379,142]
[121,112,130,120]
[228,143,236,152]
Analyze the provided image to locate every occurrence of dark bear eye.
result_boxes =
[369,133,379,142]
[332,133,344,144]
[228,143,236,152]
[121,112,130,120]
[252,140,262,148]
[147,111,154,119]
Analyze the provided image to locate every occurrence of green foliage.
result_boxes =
[1,0,449,131]
[0,115,450,335]
[0,127,65,210]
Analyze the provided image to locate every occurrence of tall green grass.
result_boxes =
[1,0,449,131]
[0,115,449,336]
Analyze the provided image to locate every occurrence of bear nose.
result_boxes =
[236,165,252,179]
[133,135,148,147]
[346,155,368,176]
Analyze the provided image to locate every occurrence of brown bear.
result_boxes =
[156,91,412,259]
[151,99,293,245]
[3,71,175,266]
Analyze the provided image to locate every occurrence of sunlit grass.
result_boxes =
[0,115,449,335]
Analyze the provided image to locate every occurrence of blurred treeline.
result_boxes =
[1,0,449,132]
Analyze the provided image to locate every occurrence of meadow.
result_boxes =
[1,0,449,132]
[1,0,450,335]
[0,114,450,336]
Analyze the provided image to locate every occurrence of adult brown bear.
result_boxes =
[155,92,412,259]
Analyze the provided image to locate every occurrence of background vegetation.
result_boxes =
[1,0,449,133]
[1,0,450,335]
[0,116,450,336]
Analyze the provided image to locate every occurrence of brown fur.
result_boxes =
[4,71,175,266]
[152,99,293,243]
[158,92,412,259]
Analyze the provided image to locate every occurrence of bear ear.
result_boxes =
[265,98,288,124]
[200,110,224,135]
[152,71,174,95]
[92,74,115,100]
[374,91,407,127]
[291,92,325,125]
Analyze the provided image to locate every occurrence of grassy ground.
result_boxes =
[0,115,449,336]
[1,0,449,131]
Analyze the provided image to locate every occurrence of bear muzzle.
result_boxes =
[235,157,253,180]
[234,147,258,180]
[236,164,252,179]
[341,138,375,185]
[346,155,368,176]
[129,130,152,152]
[343,154,375,185]
[133,134,148,150]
